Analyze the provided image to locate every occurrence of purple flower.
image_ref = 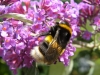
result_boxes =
[0,0,19,5]
[3,50,23,74]
[33,9,46,24]
[82,31,92,40]
[23,55,33,67]
[5,1,24,14]
[79,2,99,19]
[3,37,16,49]
[0,21,35,74]
[60,42,76,65]
[0,21,14,37]
[0,5,5,14]
[15,42,26,54]
[82,0,100,5]
[94,15,100,27]
[63,0,79,20]
[40,0,64,19]
[31,24,43,34]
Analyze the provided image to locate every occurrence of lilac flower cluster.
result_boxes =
[2,0,100,74]
[78,0,100,40]
[0,0,19,5]
[0,20,36,74]
[0,0,29,15]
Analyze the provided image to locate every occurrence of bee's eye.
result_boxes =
[63,33,68,36]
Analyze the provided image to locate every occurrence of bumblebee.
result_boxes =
[30,22,72,65]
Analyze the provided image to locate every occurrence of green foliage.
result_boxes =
[38,65,49,75]
[0,58,11,75]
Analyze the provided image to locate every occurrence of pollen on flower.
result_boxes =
[38,37,41,41]
[37,36,45,42]
[2,27,7,31]
[12,60,16,64]
[5,39,10,42]
[37,17,41,20]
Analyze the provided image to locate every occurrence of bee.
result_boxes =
[30,22,72,65]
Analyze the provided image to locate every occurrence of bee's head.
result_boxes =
[56,21,71,27]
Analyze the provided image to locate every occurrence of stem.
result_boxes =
[0,13,33,24]
[73,40,93,49]
[93,26,98,47]
[20,62,39,75]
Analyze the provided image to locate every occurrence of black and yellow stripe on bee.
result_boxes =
[59,23,72,35]
[45,34,64,54]
[31,22,72,65]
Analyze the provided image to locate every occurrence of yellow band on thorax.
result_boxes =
[59,24,72,35]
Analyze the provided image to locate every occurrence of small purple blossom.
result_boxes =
[82,31,92,40]
[0,5,5,14]
[0,21,14,37]
[33,9,46,24]
[94,15,100,27]
[3,37,16,49]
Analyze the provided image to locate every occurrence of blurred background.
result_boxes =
[1,0,100,75]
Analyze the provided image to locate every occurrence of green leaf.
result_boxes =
[86,20,94,32]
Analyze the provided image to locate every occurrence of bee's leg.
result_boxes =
[50,28,60,44]
[53,28,60,40]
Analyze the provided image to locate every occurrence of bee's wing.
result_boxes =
[45,44,59,63]
[46,28,63,55]
[44,28,66,64]
[45,29,63,63]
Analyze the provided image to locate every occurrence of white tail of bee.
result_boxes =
[30,46,45,63]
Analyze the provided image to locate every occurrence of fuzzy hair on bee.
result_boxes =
[30,22,72,65]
